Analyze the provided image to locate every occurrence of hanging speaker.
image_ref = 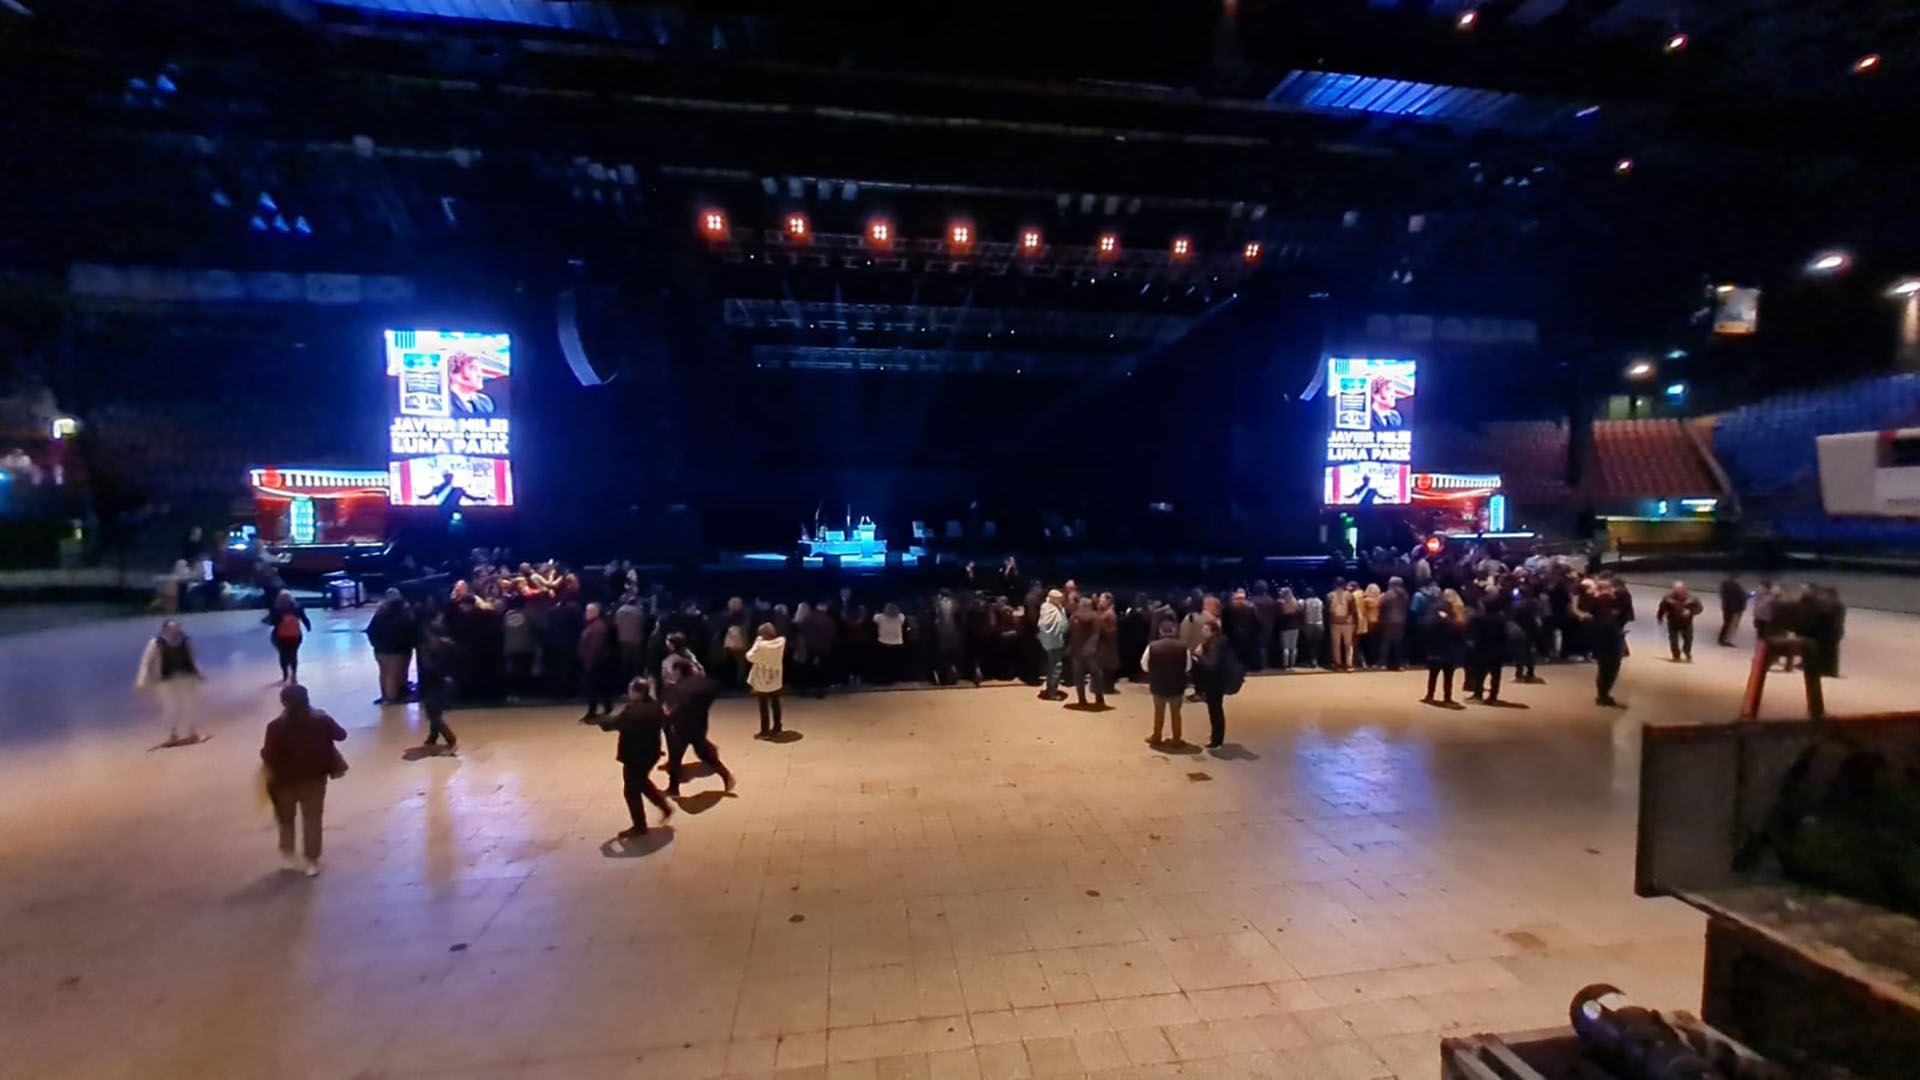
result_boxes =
[556,284,615,387]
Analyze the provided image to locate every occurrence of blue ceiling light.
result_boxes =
[1575,104,1601,118]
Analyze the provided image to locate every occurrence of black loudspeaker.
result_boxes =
[786,552,803,571]
[885,550,904,568]
[823,553,842,570]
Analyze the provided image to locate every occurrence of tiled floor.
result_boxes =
[1,584,1908,1079]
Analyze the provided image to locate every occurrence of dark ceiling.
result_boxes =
[1,0,1913,378]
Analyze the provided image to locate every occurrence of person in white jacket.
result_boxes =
[746,623,787,738]
[136,619,205,745]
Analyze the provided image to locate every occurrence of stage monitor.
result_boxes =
[383,329,515,508]
[1322,356,1416,505]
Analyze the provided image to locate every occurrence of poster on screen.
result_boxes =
[1324,463,1412,506]
[384,328,515,508]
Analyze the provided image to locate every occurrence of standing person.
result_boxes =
[1300,589,1324,669]
[416,615,458,751]
[1378,578,1410,671]
[614,592,648,683]
[1037,589,1069,701]
[799,602,835,698]
[1656,582,1705,662]
[1275,588,1302,670]
[259,684,347,877]
[1465,596,1510,704]
[1192,622,1233,749]
[1325,580,1356,671]
[1358,584,1382,669]
[1224,589,1262,672]
[1751,579,1777,643]
[365,589,416,705]
[1066,597,1106,708]
[1141,623,1190,747]
[1250,581,1277,671]
[598,679,672,838]
[1581,580,1629,707]
[1511,586,1543,683]
[265,591,311,684]
[1717,573,1748,646]
[577,602,620,721]
[501,597,536,701]
[745,623,787,738]
[663,672,735,798]
[873,602,907,685]
[716,597,753,689]
[1179,594,1222,700]
[1094,593,1121,695]
[136,619,205,745]
[1421,592,1465,706]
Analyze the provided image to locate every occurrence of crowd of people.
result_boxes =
[341,544,1849,739]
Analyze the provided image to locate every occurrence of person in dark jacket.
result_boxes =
[366,589,417,705]
[1717,574,1748,647]
[663,673,735,798]
[1511,586,1543,683]
[1465,596,1510,703]
[1142,623,1190,747]
[1656,581,1705,662]
[417,615,459,752]
[260,684,346,876]
[1224,589,1262,673]
[1421,595,1465,707]
[1378,578,1410,671]
[577,603,620,721]
[1192,622,1231,749]
[1249,581,1277,671]
[265,591,312,685]
[1579,580,1629,707]
[1094,593,1121,696]
[1066,597,1106,708]
[598,678,673,837]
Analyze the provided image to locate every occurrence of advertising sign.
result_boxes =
[384,329,515,508]
[1322,357,1417,505]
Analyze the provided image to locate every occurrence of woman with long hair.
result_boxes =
[260,684,347,876]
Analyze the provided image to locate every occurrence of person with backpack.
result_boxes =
[260,684,347,877]
[365,589,416,705]
[265,592,312,684]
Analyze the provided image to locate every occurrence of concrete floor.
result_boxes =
[0,584,1906,1079]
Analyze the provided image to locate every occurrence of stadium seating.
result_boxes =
[1591,418,1719,500]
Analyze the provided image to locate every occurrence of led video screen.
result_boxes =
[1323,357,1417,506]
[385,329,515,508]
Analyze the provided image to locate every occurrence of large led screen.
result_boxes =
[385,329,515,508]
[1322,357,1416,506]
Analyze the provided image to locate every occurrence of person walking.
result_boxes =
[417,615,459,752]
[1066,597,1107,708]
[365,589,416,705]
[577,602,620,722]
[1192,622,1235,749]
[1717,574,1748,647]
[265,591,311,684]
[1581,580,1629,707]
[598,678,673,838]
[260,684,347,877]
[1142,623,1190,747]
[663,672,736,798]
[1465,596,1510,704]
[1037,589,1069,701]
[1421,591,1465,706]
[746,622,787,738]
[136,618,205,745]
[1326,580,1356,671]
[1656,582,1705,662]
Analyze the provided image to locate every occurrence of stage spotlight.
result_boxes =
[1456,9,1477,30]
[698,208,727,239]
[1665,382,1688,397]
[1888,279,1920,298]
[785,213,810,241]
[1714,283,1736,294]
[1626,360,1655,380]
[1424,535,1445,556]
[1170,236,1191,259]
[1854,53,1882,74]
[1243,241,1262,262]
[867,218,893,248]
[1097,232,1119,257]
[1613,157,1634,175]
[1664,32,1688,53]
[948,221,974,252]
[1020,228,1043,253]
[1807,251,1849,274]
[1575,104,1601,118]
